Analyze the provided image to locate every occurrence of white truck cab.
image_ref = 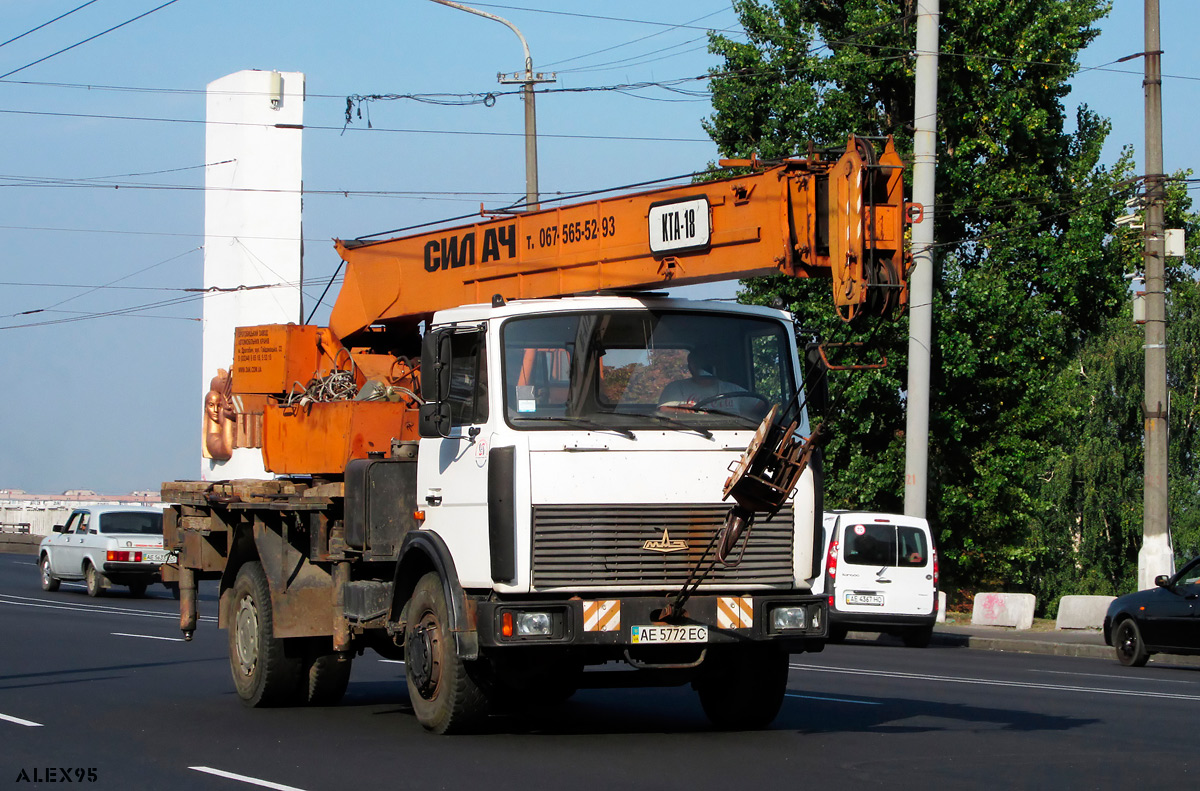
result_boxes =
[415,295,821,595]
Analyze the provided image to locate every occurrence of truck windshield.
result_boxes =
[500,309,801,433]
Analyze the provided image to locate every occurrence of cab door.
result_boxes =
[417,325,495,587]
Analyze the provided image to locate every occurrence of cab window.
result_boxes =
[447,331,488,427]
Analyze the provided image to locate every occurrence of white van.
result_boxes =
[814,511,939,647]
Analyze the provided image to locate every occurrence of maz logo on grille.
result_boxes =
[642,528,688,553]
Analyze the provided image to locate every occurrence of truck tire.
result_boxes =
[85,563,105,598]
[40,556,60,592]
[229,562,302,707]
[303,650,353,706]
[404,571,489,734]
[694,646,788,730]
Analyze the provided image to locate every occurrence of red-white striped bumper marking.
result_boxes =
[717,596,753,629]
[582,600,621,632]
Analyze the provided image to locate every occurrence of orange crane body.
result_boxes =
[229,137,910,476]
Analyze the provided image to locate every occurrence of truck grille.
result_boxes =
[531,504,795,589]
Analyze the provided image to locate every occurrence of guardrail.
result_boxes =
[0,522,32,534]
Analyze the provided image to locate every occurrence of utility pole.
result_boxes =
[904,0,939,518]
[428,0,554,210]
[1138,0,1172,589]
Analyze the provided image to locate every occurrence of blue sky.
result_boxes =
[0,0,1195,495]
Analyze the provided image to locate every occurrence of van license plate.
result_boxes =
[846,593,884,606]
[631,625,708,644]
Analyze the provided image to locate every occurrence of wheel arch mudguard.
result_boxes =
[390,530,479,660]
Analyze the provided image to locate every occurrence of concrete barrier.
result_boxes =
[1055,595,1115,630]
[0,534,41,556]
[971,592,1036,630]
[937,591,947,623]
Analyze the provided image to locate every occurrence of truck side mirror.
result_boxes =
[419,329,454,437]
[805,341,829,415]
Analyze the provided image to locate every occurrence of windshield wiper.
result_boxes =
[525,415,635,440]
[660,403,760,427]
[632,413,713,439]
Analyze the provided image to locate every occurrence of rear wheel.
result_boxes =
[902,625,934,648]
[84,563,104,597]
[229,562,302,706]
[404,572,489,734]
[1114,618,1150,667]
[694,646,788,730]
[302,649,353,706]
[40,556,60,592]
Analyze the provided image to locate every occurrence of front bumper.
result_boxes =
[474,592,827,652]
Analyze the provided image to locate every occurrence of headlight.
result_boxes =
[772,605,809,631]
[515,611,553,637]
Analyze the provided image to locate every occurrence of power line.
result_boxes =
[0,106,714,142]
[0,0,102,50]
[541,7,729,70]
[449,3,738,32]
[0,0,185,80]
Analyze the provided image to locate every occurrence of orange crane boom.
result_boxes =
[329,136,909,342]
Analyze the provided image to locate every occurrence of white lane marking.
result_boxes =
[0,712,43,727]
[190,767,307,791]
[1030,668,1193,684]
[378,659,405,665]
[0,593,217,623]
[112,632,186,642]
[790,662,1200,702]
[786,693,880,706]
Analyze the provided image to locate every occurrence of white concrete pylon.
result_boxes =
[201,70,305,481]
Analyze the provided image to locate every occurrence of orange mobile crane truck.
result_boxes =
[163,136,911,734]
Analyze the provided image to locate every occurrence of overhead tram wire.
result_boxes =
[0,0,102,50]
[0,0,186,81]
[0,107,713,143]
[539,7,731,70]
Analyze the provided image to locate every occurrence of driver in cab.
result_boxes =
[658,350,742,413]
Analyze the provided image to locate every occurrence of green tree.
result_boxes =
[1029,176,1200,608]
[708,0,1132,593]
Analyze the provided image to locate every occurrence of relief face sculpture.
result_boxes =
[203,369,236,461]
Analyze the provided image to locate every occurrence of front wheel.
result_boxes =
[228,562,302,707]
[84,563,105,597]
[40,556,60,592]
[1114,618,1150,667]
[404,572,489,734]
[128,581,148,598]
[694,646,788,730]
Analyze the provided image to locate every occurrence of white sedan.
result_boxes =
[38,505,174,597]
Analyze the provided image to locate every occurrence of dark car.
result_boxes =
[1104,556,1200,667]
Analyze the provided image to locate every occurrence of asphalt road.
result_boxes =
[2,550,1196,790]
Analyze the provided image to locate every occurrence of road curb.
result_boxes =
[932,633,1115,660]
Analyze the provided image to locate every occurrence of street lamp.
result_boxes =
[428,0,555,210]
